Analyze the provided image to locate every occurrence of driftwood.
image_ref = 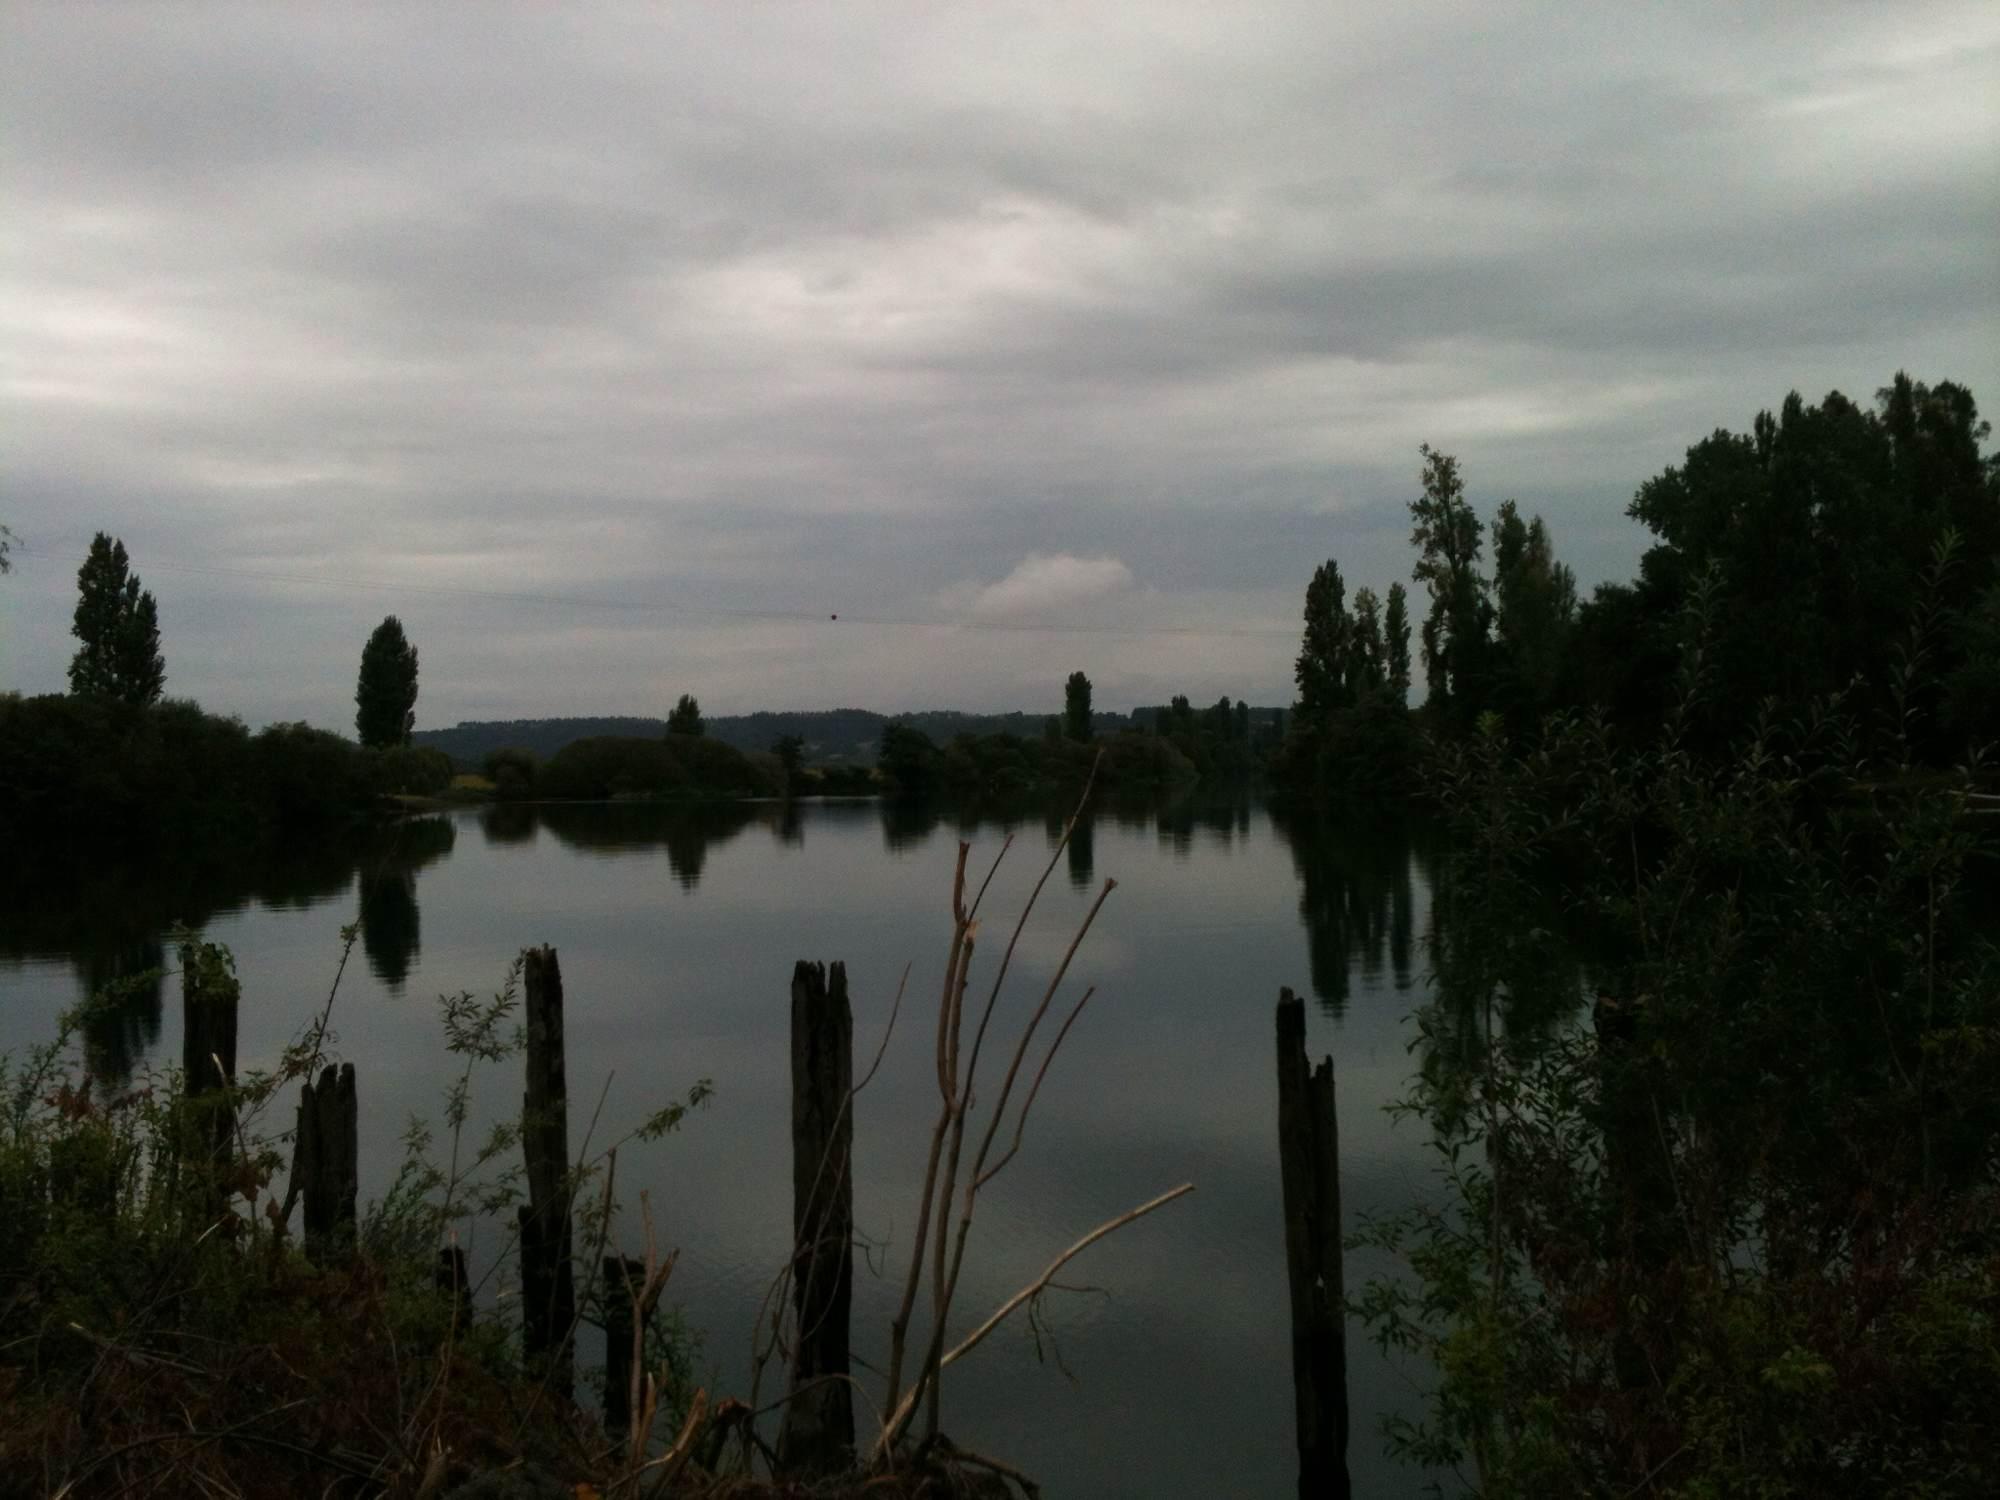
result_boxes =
[1274,989,1349,1500]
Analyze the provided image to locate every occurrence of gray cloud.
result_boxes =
[2,1,1995,723]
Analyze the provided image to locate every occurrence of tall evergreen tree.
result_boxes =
[666,694,705,736]
[68,532,165,705]
[1063,670,1093,741]
[355,616,419,749]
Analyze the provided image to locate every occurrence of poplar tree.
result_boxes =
[69,532,165,705]
[1063,671,1093,741]
[355,616,419,749]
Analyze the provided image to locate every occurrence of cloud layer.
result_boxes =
[1,2,1995,723]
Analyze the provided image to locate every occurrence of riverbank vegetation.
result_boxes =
[1282,372,2000,798]
[1346,373,2000,1495]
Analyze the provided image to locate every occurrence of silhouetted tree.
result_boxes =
[666,693,704,737]
[1349,587,1386,695]
[354,616,419,749]
[1295,559,1352,720]
[69,533,165,705]
[1492,499,1577,717]
[1064,670,1093,742]
[1410,446,1492,722]
[773,733,805,791]
[1384,582,1412,702]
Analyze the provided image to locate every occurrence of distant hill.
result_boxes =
[416,705,1284,768]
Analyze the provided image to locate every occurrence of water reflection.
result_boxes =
[880,798,941,852]
[355,817,457,990]
[0,842,360,1083]
[478,802,539,846]
[1066,811,1095,889]
[1269,803,1420,1017]
[535,801,767,890]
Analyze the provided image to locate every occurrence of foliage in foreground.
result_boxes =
[1357,577,2000,1496]
[0,932,710,1498]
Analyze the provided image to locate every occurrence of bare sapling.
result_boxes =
[872,757,1196,1467]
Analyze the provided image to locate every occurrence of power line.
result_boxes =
[3,529,1299,641]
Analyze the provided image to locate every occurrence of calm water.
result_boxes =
[1,793,1447,1497]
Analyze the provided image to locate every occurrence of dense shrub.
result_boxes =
[0,694,386,847]
[481,745,541,800]
[878,726,1195,797]
[368,743,455,797]
[535,733,777,801]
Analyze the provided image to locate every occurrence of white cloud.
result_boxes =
[954,553,1136,621]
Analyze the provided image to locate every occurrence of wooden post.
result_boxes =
[179,941,239,1210]
[436,1246,472,1324]
[603,1254,647,1440]
[1594,993,1677,1390]
[519,945,575,1398]
[1276,988,1350,1500]
[778,959,855,1473]
[289,1062,358,1263]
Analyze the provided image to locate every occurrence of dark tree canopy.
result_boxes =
[1063,670,1092,742]
[1610,373,1999,757]
[68,532,165,706]
[354,616,419,750]
[666,693,705,737]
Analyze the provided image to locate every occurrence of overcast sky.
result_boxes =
[3,2,1996,726]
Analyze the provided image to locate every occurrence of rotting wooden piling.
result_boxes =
[603,1254,647,1440]
[779,959,855,1473]
[179,941,239,1205]
[291,1062,358,1263]
[518,944,575,1398]
[436,1246,472,1324]
[1275,988,1350,1500]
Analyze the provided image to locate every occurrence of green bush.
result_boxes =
[369,744,455,796]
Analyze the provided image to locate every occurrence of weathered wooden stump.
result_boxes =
[778,959,855,1473]
[289,1061,358,1263]
[518,945,575,1398]
[179,941,240,1212]
[1275,988,1350,1500]
[602,1254,648,1440]
[436,1246,472,1323]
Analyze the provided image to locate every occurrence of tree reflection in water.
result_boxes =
[1268,803,1421,1019]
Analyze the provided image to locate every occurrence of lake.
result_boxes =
[1,792,1450,1497]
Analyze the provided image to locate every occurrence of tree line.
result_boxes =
[1281,371,2000,793]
